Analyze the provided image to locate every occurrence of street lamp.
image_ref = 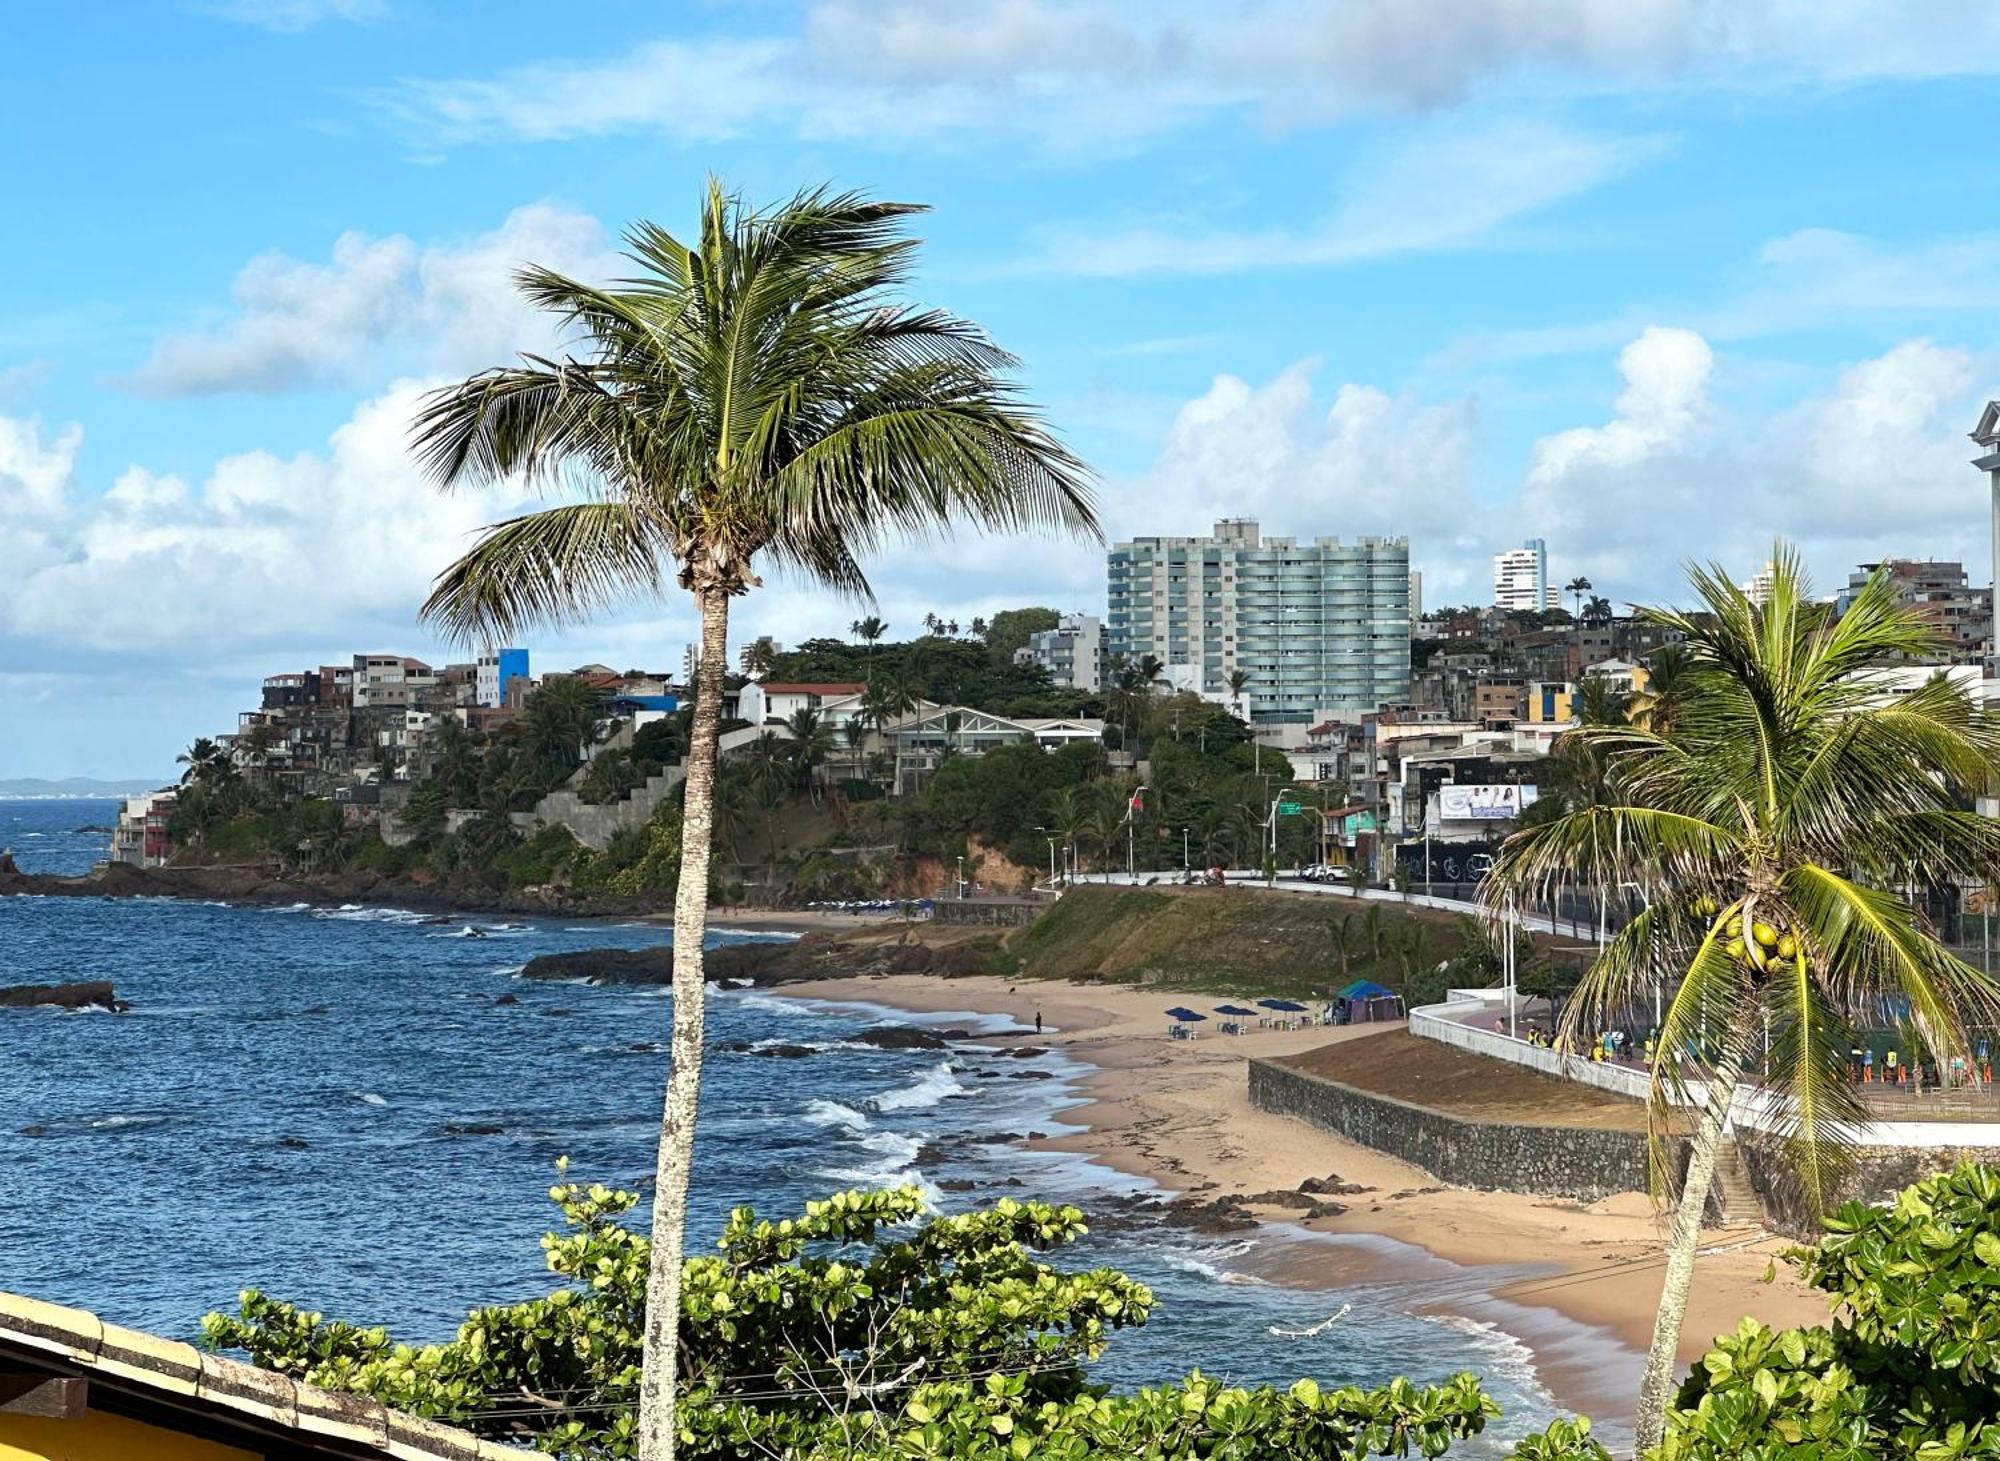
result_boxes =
[955,854,966,900]
[1035,825,1059,888]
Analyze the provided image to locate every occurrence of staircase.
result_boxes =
[1709,1141,1763,1227]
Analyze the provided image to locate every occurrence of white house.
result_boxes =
[738,681,869,728]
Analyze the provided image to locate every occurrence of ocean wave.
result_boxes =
[490,964,526,977]
[711,988,804,1017]
[1422,1313,1550,1399]
[316,905,430,924]
[803,1099,870,1131]
[350,1091,389,1107]
[1156,1241,1271,1287]
[85,1113,173,1131]
[872,1061,964,1113]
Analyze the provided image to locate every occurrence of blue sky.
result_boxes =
[5,0,2000,777]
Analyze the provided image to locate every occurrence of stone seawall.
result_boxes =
[1735,1133,2000,1236]
[1247,1057,1665,1203]
[932,899,1046,928]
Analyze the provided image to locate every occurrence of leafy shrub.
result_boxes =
[1662,1162,2000,1460]
[349,834,425,877]
[204,1175,1602,1459]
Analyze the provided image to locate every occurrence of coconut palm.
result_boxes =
[1565,574,1592,619]
[1226,668,1251,720]
[176,737,229,786]
[412,181,1097,1461]
[1487,544,2000,1453]
[1582,593,1613,626]
[784,706,835,800]
[849,614,887,647]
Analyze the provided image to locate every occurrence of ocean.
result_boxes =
[0,798,1581,1450]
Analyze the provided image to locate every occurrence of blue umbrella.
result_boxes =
[1215,1004,1260,1017]
[1258,999,1307,1012]
[1164,1006,1207,1022]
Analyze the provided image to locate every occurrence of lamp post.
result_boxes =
[1036,826,1058,888]
[955,854,965,900]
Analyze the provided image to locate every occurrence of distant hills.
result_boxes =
[0,777,166,799]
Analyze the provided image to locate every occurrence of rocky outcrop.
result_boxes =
[0,981,129,1012]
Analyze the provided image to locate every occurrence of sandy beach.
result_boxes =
[771,970,1829,1426]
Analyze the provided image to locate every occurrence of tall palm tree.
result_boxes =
[1487,545,2000,1453]
[1226,668,1251,721]
[176,737,228,786]
[412,181,1097,1461]
[849,615,888,681]
[1582,593,1613,626]
[784,705,835,800]
[1565,574,1592,620]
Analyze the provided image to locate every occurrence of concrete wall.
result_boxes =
[1248,1057,1665,1203]
[511,766,687,851]
[933,898,1046,928]
[1735,1131,2000,1236]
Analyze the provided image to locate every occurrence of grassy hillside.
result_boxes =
[1002,885,1484,999]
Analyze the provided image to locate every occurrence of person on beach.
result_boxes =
[1035,1010,1043,1035]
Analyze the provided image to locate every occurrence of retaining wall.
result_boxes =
[1247,1057,1670,1203]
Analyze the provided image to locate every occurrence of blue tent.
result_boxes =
[1337,979,1395,1002]
[1164,1006,1207,1022]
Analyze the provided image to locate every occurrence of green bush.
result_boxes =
[1662,1162,2000,1460]
[206,1176,1604,1460]
[349,834,425,877]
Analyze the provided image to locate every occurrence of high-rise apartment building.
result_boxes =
[1015,612,1106,692]
[1492,538,1554,613]
[1104,519,1411,724]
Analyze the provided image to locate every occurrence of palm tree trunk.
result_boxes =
[1633,1043,1745,1454]
[635,586,729,1461]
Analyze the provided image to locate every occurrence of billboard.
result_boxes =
[1437,783,1539,821]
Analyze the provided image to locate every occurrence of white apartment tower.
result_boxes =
[1493,538,1556,612]
[1105,518,1411,724]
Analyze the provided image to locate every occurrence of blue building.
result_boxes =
[478,647,530,708]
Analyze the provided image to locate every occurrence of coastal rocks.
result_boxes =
[494,994,520,1006]
[442,1122,505,1137]
[0,980,129,1013]
[277,1136,309,1150]
[847,1025,950,1051]
[520,947,672,984]
[1298,1174,1373,1196]
[17,1125,46,1137]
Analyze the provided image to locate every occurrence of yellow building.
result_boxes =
[0,1292,532,1461]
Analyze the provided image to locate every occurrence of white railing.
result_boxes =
[1411,992,2000,1149]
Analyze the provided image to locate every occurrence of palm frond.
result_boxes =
[420,501,669,644]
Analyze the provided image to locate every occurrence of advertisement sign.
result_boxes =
[1437,784,1539,821]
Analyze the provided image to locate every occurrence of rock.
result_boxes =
[753,1044,817,1059]
[443,1122,504,1136]
[1243,1189,1320,1211]
[301,1004,331,1016]
[0,981,128,1012]
[519,947,672,985]
[1006,1047,1048,1058]
[1158,1194,1258,1235]
[1008,1070,1054,1080]
[543,1008,573,1017]
[1305,1201,1347,1219]
[936,1178,978,1193]
[847,1025,950,1051]
[1388,1187,1445,1201]
[17,1124,46,1137]
[494,994,520,1006]
[1299,1174,1372,1196]
[277,1136,309,1150]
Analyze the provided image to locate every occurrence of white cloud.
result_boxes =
[0,415,81,519]
[123,204,623,396]
[0,383,544,653]
[1103,358,1487,599]
[1013,119,1665,277]
[1518,328,1995,602]
[1528,326,1712,485]
[197,0,383,32]
[376,1,2000,154]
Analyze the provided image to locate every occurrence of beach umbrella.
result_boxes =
[1164,1006,1207,1022]
[1214,1004,1259,1017]
[1257,998,1307,1012]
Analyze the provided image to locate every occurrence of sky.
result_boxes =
[5,0,2000,779]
